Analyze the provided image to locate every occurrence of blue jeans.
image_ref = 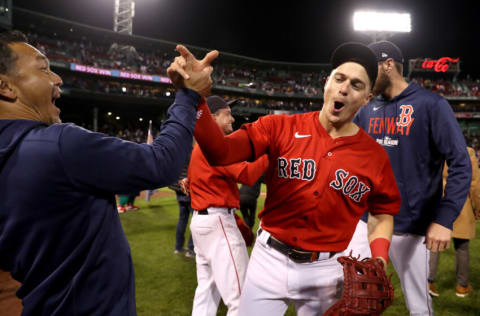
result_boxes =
[175,193,194,251]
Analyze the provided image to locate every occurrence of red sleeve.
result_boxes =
[218,154,269,186]
[194,100,252,165]
[240,116,274,161]
[194,100,276,165]
[368,157,401,215]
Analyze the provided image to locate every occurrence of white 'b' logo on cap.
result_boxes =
[381,52,388,58]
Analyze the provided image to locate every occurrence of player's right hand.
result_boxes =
[425,222,452,252]
[179,178,190,196]
[167,45,219,97]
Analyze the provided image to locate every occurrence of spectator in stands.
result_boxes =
[0,31,217,315]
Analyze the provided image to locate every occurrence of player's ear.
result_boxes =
[362,91,373,107]
[359,89,373,108]
[384,58,395,74]
[0,76,17,101]
[323,75,330,88]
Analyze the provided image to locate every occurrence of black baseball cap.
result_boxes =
[330,42,378,88]
[368,40,404,63]
[206,95,238,114]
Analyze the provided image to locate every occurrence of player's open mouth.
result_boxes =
[333,101,345,112]
[52,88,62,105]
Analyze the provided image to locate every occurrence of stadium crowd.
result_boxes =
[61,73,174,99]
[28,29,480,99]
[411,77,480,98]
[27,31,326,99]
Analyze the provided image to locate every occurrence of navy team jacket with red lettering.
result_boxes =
[354,82,471,235]
[0,89,199,315]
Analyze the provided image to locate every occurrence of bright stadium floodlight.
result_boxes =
[353,11,411,41]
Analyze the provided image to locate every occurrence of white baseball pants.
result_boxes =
[238,228,344,316]
[190,207,249,316]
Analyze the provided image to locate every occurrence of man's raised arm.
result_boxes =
[168,45,253,165]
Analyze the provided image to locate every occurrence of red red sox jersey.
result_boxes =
[241,111,401,252]
[188,144,268,211]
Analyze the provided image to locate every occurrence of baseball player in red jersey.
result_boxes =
[188,95,268,316]
[168,42,401,315]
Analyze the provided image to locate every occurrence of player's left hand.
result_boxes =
[425,222,452,252]
[374,256,387,270]
[167,45,219,96]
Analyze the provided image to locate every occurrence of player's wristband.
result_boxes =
[369,237,390,264]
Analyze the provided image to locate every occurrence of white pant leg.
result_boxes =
[239,232,291,316]
[191,248,221,316]
[390,234,434,316]
[191,211,248,316]
[191,213,221,316]
[239,229,343,316]
[345,220,371,259]
[211,214,249,316]
[289,253,344,316]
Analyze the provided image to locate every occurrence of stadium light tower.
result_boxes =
[110,0,138,61]
[114,0,135,35]
[353,11,411,42]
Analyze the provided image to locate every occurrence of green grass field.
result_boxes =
[121,190,480,316]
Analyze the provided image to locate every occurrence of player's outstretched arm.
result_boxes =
[168,45,253,165]
[219,154,269,186]
[367,213,394,269]
[193,100,254,165]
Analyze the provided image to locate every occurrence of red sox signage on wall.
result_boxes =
[410,57,460,73]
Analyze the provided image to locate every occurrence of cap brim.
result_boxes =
[331,42,378,88]
[227,99,241,107]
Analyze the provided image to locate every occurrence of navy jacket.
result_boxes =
[0,89,199,315]
[354,82,471,235]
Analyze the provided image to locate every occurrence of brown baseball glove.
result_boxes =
[323,255,394,316]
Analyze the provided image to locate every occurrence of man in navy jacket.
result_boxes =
[0,31,217,315]
[350,41,471,315]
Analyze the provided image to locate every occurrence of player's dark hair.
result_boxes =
[0,30,28,75]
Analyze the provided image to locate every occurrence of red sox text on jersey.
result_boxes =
[329,168,371,203]
[277,158,371,203]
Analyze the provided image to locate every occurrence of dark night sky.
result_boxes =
[13,0,480,77]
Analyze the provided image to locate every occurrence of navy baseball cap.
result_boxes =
[206,96,238,114]
[368,40,404,63]
[330,42,378,88]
